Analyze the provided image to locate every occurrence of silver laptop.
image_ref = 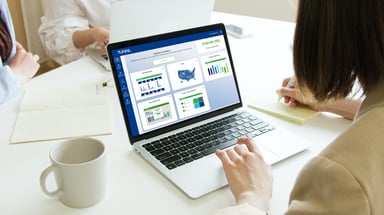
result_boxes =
[109,0,215,43]
[107,23,310,199]
[86,46,111,71]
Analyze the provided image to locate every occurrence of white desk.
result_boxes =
[0,12,351,215]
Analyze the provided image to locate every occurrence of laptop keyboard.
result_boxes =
[142,111,275,170]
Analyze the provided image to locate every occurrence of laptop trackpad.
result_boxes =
[257,144,280,164]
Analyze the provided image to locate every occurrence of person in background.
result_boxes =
[38,0,121,65]
[0,0,39,104]
[215,0,384,214]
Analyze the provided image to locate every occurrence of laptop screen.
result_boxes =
[108,24,243,142]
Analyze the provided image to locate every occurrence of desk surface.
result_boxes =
[0,12,351,215]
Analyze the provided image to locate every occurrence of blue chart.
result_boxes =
[137,74,165,97]
[193,97,205,109]
[180,93,205,113]
[206,58,230,76]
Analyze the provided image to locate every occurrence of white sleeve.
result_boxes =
[38,0,89,65]
[214,203,267,215]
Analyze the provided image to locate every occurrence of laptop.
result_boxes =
[86,46,111,71]
[109,0,215,43]
[107,23,310,199]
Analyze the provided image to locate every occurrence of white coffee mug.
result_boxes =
[40,138,107,208]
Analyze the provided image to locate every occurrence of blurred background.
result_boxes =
[7,0,298,75]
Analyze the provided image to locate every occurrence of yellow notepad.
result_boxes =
[248,99,319,124]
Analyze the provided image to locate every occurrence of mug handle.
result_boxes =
[40,165,61,196]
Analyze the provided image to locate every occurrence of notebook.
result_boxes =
[109,0,215,43]
[107,23,310,199]
[11,86,112,143]
[248,99,319,124]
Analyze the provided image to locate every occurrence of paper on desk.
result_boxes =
[248,99,319,124]
[10,86,112,144]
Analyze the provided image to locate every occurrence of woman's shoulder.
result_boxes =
[291,106,384,215]
[323,104,384,156]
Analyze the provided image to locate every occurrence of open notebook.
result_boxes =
[11,86,112,144]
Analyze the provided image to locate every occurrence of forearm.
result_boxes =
[72,28,97,49]
[72,27,109,50]
[317,98,361,120]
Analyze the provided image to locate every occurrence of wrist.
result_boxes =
[237,191,270,212]
[311,102,326,112]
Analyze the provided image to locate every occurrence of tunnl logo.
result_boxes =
[117,48,132,55]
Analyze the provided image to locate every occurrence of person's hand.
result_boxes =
[216,137,273,211]
[9,47,40,84]
[91,27,109,52]
[15,41,24,51]
[276,77,321,110]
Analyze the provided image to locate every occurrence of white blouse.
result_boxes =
[38,0,121,65]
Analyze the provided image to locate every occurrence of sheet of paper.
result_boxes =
[11,86,112,144]
[248,99,319,124]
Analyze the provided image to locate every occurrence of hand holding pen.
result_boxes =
[277,76,295,102]
[276,76,318,108]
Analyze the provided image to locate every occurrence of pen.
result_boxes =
[277,76,295,101]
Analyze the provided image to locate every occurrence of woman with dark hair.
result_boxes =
[0,0,40,104]
[216,1,384,214]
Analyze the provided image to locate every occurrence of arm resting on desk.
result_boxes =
[315,98,361,120]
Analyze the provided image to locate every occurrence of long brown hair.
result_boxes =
[293,0,384,102]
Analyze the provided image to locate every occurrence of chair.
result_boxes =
[20,0,52,67]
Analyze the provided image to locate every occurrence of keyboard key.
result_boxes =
[162,145,173,151]
[150,148,165,156]
[143,145,155,152]
[175,159,186,166]
[156,152,172,161]
[183,156,194,163]
[166,163,177,170]
[191,152,204,160]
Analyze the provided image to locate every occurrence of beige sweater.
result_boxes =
[216,80,384,215]
[286,81,384,215]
